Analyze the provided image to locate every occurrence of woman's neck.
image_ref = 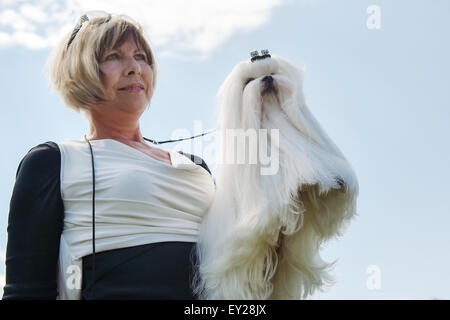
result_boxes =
[84,109,145,143]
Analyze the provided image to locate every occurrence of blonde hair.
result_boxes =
[45,12,157,112]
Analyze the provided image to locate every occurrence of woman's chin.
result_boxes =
[112,99,150,114]
[122,104,148,114]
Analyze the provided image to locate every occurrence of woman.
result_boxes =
[2,11,216,300]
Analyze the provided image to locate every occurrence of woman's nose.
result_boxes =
[125,57,141,75]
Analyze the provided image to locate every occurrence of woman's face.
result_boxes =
[97,34,154,115]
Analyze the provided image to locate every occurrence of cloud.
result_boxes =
[0,8,37,32]
[19,3,47,24]
[0,0,307,58]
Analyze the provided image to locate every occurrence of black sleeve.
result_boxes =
[177,151,212,175]
[2,142,64,300]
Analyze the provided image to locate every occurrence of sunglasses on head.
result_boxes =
[66,11,112,49]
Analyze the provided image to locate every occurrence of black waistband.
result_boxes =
[81,241,199,300]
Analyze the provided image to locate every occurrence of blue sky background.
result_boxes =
[1,0,449,299]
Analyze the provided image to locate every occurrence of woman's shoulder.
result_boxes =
[15,141,61,177]
[27,141,60,153]
[22,141,60,162]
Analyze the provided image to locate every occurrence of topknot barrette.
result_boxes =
[250,49,271,62]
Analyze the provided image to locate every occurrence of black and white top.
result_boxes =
[3,139,215,299]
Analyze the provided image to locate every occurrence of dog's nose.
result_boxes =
[261,75,277,96]
[262,75,273,83]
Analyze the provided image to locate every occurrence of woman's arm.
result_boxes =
[2,142,64,299]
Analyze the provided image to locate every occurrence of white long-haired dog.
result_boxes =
[193,53,359,300]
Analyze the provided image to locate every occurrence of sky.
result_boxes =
[0,0,449,300]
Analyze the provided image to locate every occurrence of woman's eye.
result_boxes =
[245,78,255,86]
[135,54,146,61]
[105,53,118,60]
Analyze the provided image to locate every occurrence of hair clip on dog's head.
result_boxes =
[250,50,271,62]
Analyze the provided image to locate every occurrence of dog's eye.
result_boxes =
[244,78,255,86]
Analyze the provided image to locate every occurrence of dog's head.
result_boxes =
[218,55,305,107]
[216,54,324,148]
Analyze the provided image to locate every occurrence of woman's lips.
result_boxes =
[119,86,143,93]
[119,83,144,93]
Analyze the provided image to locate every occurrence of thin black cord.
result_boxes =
[84,135,96,298]
[143,129,217,145]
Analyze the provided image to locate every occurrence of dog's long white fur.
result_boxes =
[192,55,359,299]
